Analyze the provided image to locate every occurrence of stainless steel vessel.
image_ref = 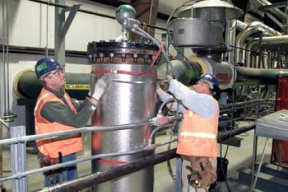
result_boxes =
[87,41,160,192]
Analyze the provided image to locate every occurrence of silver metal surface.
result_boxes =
[213,61,236,90]
[10,126,27,192]
[157,59,199,85]
[172,18,224,47]
[235,66,288,84]
[246,36,288,68]
[256,0,287,21]
[178,0,243,20]
[91,63,156,192]
[235,21,281,65]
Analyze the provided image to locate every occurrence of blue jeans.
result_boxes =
[44,153,78,187]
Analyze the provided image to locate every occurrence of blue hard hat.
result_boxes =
[197,73,219,89]
[35,57,61,79]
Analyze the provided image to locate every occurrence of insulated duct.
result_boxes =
[235,67,288,84]
[14,70,89,100]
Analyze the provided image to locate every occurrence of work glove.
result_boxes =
[92,74,110,101]
[88,77,94,97]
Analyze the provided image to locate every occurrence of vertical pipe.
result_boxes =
[229,20,247,63]
[147,0,154,34]
[2,0,7,115]
[258,32,263,68]
[225,19,231,61]
[5,0,10,115]
[45,0,50,57]
[54,0,65,64]
[0,122,2,178]
[0,0,5,116]
[10,126,27,192]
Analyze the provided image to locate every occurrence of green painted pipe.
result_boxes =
[157,59,201,85]
[14,70,90,100]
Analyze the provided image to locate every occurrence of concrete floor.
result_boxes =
[1,122,274,192]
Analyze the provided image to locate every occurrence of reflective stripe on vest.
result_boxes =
[180,132,217,139]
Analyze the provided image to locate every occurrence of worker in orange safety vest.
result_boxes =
[34,57,110,187]
[157,73,221,192]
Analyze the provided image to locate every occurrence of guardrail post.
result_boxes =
[10,126,27,192]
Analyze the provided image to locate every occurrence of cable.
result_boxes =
[155,97,183,181]
[133,26,177,77]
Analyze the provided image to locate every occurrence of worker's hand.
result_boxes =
[166,75,173,82]
[92,74,110,101]
[157,79,169,91]
[156,82,161,90]
[156,82,165,96]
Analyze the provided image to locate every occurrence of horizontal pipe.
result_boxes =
[43,122,255,192]
[45,149,178,192]
[0,122,151,146]
[235,66,288,84]
[218,122,255,142]
[0,45,87,57]
[14,70,89,100]
[220,99,274,110]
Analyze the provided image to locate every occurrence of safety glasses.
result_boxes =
[42,68,64,79]
[49,68,64,76]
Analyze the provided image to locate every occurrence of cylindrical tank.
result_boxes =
[171,18,224,48]
[88,41,160,192]
[177,0,243,20]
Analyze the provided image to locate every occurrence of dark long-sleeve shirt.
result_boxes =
[40,86,94,128]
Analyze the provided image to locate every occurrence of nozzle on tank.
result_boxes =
[115,5,139,41]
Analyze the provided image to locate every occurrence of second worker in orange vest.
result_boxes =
[157,73,221,192]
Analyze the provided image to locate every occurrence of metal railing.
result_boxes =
[0,120,179,192]
[0,98,276,192]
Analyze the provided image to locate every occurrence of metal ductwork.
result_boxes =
[236,21,281,65]
[256,0,287,21]
[245,36,288,68]
[169,0,244,72]
[178,0,244,20]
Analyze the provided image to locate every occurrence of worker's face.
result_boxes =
[44,68,66,90]
[193,80,209,93]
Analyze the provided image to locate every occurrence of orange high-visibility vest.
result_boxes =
[176,99,219,158]
[34,88,83,158]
